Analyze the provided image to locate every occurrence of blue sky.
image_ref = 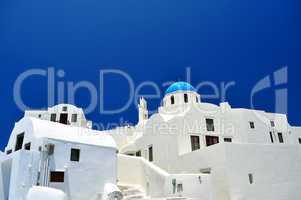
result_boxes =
[0,0,300,150]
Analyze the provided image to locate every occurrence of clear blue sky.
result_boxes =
[0,0,300,150]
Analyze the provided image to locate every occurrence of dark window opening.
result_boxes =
[24,142,31,150]
[71,114,77,123]
[278,132,284,143]
[249,122,255,129]
[224,138,232,143]
[136,151,141,157]
[269,132,274,143]
[205,136,219,147]
[184,94,188,103]
[50,171,65,182]
[206,118,215,131]
[171,96,175,105]
[299,138,301,144]
[70,148,80,162]
[196,96,198,103]
[248,174,253,184]
[62,106,68,111]
[270,121,275,127]
[191,136,200,151]
[15,133,24,151]
[59,113,68,125]
[38,114,42,118]
[148,146,153,162]
[6,150,12,155]
[50,113,56,122]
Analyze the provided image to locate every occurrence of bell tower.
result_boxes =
[138,97,148,125]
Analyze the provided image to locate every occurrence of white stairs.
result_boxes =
[118,184,148,200]
[118,184,188,200]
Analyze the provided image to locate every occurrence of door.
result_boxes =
[59,113,68,125]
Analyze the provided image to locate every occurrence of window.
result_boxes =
[184,94,188,103]
[270,121,275,127]
[24,142,31,150]
[15,133,24,151]
[50,113,56,122]
[171,96,175,105]
[6,149,12,155]
[269,132,274,143]
[249,122,255,129]
[148,145,153,162]
[177,184,183,193]
[299,138,301,144]
[206,118,215,131]
[70,148,80,162]
[136,150,141,157]
[38,114,42,118]
[71,114,77,123]
[50,171,65,182]
[196,96,199,103]
[248,173,254,184]
[62,106,68,111]
[205,136,219,146]
[59,113,68,125]
[278,132,284,143]
[224,138,232,143]
[191,136,200,151]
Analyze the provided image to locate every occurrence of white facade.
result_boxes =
[1,82,301,200]
[0,117,120,200]
[109,82,301,200]
[25,104,92,129]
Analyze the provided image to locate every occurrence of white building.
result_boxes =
[1,82,301,200]
[25,104,92,129]
[108,82,301,200]
[0,115,121,200]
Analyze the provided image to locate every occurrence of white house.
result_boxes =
[25,104,92,129]
[1,82,301,200]
[108,82,301,200]
[0,116,121,200]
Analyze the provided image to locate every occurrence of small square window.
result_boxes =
[50,171,65,182]
[62,106,68,112]
[6,149,12,155]
[248,173,254,184]
[191,136,200,151]
[278,132,284,143]
[70,148,80,162]
[184,94,188,103]
[249,122,255,129]
[269,132,274,143]
[224,138,232,143]
[50,113,56,122]
[24,142,31,150]
[270,121,275,127]
[71,114,77,123]
[205,136,219,146]
[206,118,215,132]
[148,145,153,162]
[136,150,141,157]
[15,133,24,151]
[38,114,42,118]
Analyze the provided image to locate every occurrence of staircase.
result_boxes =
[118,184,188,200]
[118,184,148,200]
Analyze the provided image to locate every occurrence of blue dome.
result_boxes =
[165,82,196,95]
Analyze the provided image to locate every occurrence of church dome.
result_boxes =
[165,82,196,95]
